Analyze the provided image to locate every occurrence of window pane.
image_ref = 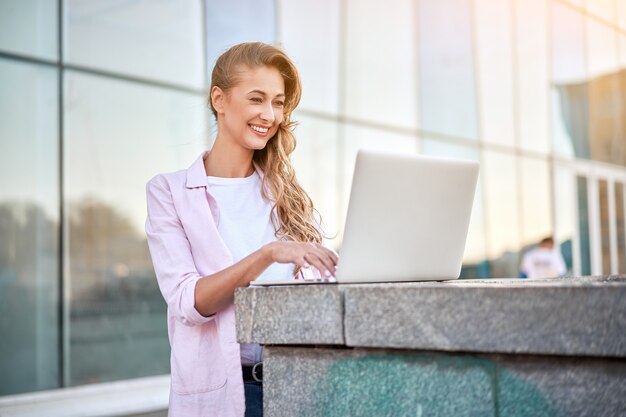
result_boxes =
[551,1,588,159]
[65,0,204,89]
[587,18,619,79]
[419,0,478,139]
[291,113,340,247]
[577,176,592,275]
[0,59,59,395]
[599,180,611,273]
[515,0,550,153]
[280,0,339,114]
[586,0,615,23]
[205,0,275,70]
[554,166,576,274]
[345,0,418,128]
[64,71,207,385]
[483,150,520,277]
[520,157,553,247]
[618,0,626,31]
[421,139,488,278]
[617,182,626,272]
[340,124,417,242]
[0,0,57,60]
[474,0,515,147]
[621,34,626,68]
[587,21,624,166]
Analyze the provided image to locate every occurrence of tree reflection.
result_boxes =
[0,201,59,395]
[67,197,164,314]
[66,197,169,385]
[0,198,169,391]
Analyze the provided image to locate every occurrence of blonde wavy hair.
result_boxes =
[209,42,323,271]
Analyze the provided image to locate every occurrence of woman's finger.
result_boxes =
[314,243,339,265]
[303,252,333,278]
[310,247,337,273]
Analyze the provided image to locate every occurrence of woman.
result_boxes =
[145,42,338,417]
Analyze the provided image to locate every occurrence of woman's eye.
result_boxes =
[250,97,262,103]
[274,101,285,107]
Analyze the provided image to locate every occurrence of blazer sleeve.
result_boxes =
[145,175,214,326]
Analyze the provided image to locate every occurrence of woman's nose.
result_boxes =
[259,103,275,123]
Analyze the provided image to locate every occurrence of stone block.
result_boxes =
[343,278,626,356]
[494,354,626,417]
[234,285,344,345]
[263,347,496,417]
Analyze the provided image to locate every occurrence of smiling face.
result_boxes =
[212,65,285,152]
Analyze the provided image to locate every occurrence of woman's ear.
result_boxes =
[211,86,225,114]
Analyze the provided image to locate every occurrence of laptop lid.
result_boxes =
[334,149,479,283]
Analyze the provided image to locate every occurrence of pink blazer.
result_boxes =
[145,152,245,417]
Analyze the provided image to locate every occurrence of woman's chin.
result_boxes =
[246,136,272,150]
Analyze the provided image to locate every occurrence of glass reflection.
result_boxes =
[619,4,626,32]
[0,0,57,60]
[345,0,418,128]
[620,35,626,68]
[586,0,615,23]
[551,1,587,159]
[553,8,625,167]
[419,0,478,139]
[280,0,340,114]
[64,71,207,385]
[587,18,618,79]
[587,20,624,166]
[483,150,520,278]
[616,182,626,272]
[553,166,576,274]
[65,0,204,89]
[291,113,341,248]
[421,139,488,278]
[599,180,610,273]
[515,0,550,153]
[577,176,592,275]
[205,0,275,71]
[0,59,59,395]
[520,157,553,247]
[473,0,515,147]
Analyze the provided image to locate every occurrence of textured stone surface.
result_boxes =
[235,278,626,416]
[263,347,626,417]
[494,354,626,417]
[234,284,344,345]
[344,276,626,356]
[263,347,496,417]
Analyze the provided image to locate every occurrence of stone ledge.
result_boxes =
[234,284,344,345]
[343,276,626,357]
[235,276,626,357]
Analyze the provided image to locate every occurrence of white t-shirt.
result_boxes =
[206,171,294,365]
[520,247,566,279]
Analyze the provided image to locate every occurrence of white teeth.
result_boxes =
[250,124,269,133]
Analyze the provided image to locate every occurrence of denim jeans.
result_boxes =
[244,382,263,417]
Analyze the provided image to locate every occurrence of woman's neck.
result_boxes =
[204,137,255,178]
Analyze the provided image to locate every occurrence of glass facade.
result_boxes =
[2,0,626,400]
[0,0,58,60]
[1,0,208,396]
[0,59,59,395]
[63,71,206,385]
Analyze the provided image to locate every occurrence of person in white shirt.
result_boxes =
[520,237,567,279]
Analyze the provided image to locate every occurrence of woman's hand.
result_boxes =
[265,241,339,278]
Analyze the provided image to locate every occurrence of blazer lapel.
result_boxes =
[184,152,232,262]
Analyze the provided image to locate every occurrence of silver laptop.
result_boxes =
[251,149,479,285]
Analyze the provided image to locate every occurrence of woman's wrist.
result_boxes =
[261,242,275,263]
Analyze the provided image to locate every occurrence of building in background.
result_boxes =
[1,0,625,410]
